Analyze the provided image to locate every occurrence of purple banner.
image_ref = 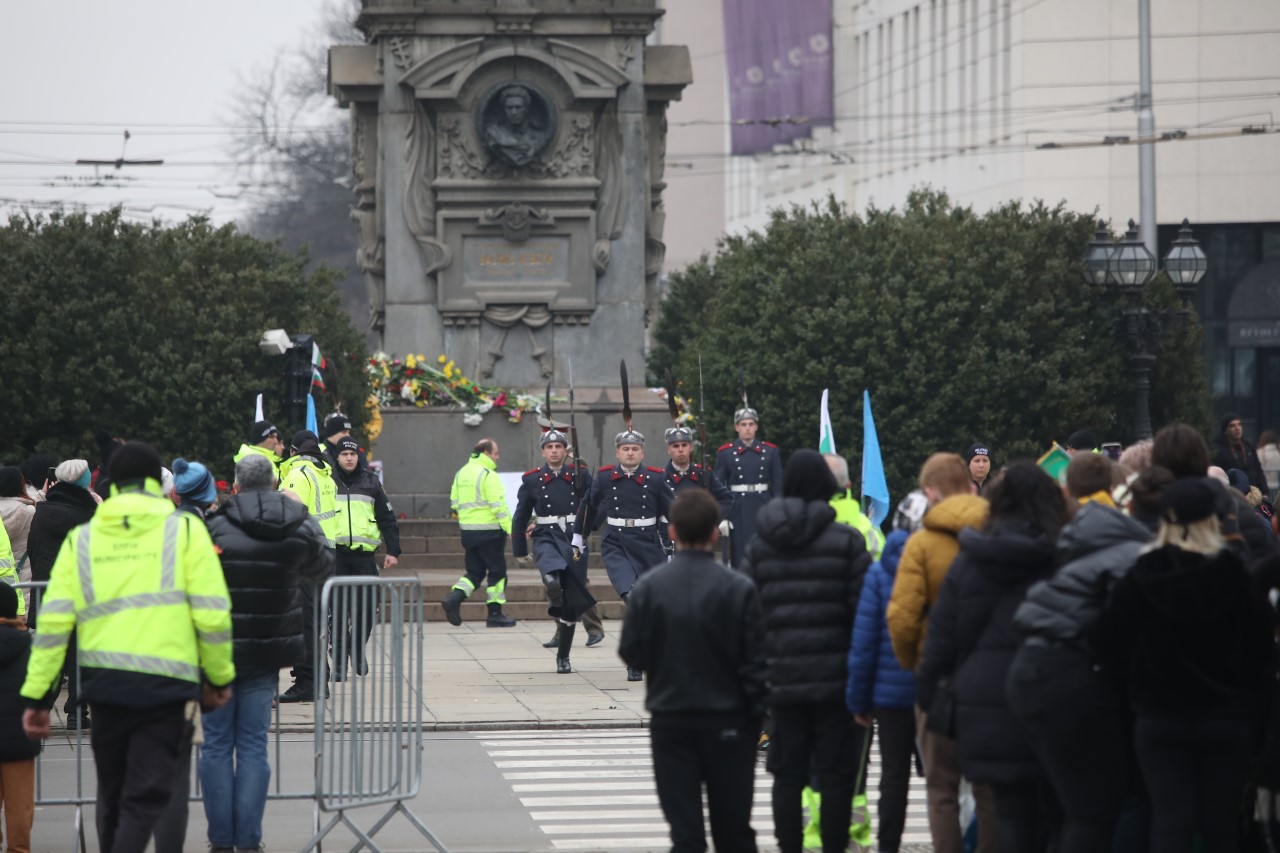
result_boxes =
[723,0,833,155]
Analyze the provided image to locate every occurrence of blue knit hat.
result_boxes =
[172,458,217,504]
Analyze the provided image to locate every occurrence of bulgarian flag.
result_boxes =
[311,342,327,393]
[819,389,836,454]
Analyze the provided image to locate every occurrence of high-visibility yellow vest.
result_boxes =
[233,443,281,478]
[449,454,511,534]
[335,474,381,551]
[831,489,885,560]
[279,455,338,546]
[0,523,22,617]
[20,480,234,707]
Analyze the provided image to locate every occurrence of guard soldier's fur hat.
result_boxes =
[664,426,694,445]
[734,407,759,424]
[615,429,645,448]
[540,428,569,447]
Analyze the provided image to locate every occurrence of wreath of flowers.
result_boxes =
[367,353,541,425]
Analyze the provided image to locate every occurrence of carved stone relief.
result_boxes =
[593,102,625,274]
[478,202,555,243]
[476,82,557,168]
[404,103,449,275]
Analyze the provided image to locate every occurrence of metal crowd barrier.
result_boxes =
[21,576,447,853]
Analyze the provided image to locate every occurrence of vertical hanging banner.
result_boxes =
[723,0,833,155]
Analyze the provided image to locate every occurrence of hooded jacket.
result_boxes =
[206,491,335,673]
[1096,544,1276,724]
[1013,501,1152,651]
[25,482,97,583]
[847,530,916,714]
[887,494,988,672]
[917,525,1056,785]
[740,497,871,706]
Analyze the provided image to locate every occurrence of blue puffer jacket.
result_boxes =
[846,530,917,714]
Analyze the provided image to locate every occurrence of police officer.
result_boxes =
[573,428,674,681]
[442,438,516,628]
[278,430,339,702]
[714,407,783,567]
[20,442,234,853]
[512,429,597,674]
[332,436,400,679]
[234,420,284,479]
[663,426,733,518]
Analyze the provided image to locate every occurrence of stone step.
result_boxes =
[392,552,607,571]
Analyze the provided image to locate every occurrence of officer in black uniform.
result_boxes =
[714,407,783,567]
[512,428,597,674]
[574,428,674,681]
[663,426,733,518]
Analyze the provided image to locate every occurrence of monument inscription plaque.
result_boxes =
[463,237,570,285]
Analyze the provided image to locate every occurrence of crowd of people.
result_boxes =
[621,415,1280,853]
[0,414,397,853]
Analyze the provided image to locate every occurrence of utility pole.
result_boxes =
[1137,0,1157,257]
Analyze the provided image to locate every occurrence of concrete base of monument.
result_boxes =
[375,386,682,517]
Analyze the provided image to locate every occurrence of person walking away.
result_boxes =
[0,469,35,597]
[1096,477,1277,853]
[442,439,517,628]
[714,407,783,567]
[740,449,871,853]
[331,437,399,678]
[171,458,218,520]
[846,529,916,853]
[203,453,334,852]
[885,452,996,853]
[277,430,338,703]
[620,488,768,853]
[916,462,1069,853]
[24,459,96,728]
[1007,453,1153,853]
[574,428,674,681]
[512,429,596,674]
[0,584,39,853]
[19,442,234,853]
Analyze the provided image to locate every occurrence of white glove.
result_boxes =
[571,533,585,550]
[719,520,731,536]
[516,555,533,566]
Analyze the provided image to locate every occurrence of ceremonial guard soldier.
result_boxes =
[714,407,783,567]
[512,428,597,674]
[573,428,674,681]
[663,425,733,519]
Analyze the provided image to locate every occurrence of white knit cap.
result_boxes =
[54,459,89,484]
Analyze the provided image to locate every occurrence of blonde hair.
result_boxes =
[1150,515,1224,556]
[919,453,971,497]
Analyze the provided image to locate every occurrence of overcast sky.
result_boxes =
[0,1,339,225]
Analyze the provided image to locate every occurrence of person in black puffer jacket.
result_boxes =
[200,454,334,853]
[25,459,98,727]
[740,449,871,853]
[918,461,1070,853]
[0,583,41,853]
[1007,455,1157,853]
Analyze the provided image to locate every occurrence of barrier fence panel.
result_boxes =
[22,573,447,853]
[301,575,446,853]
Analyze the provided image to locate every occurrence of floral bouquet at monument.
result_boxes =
[367,353,541,425]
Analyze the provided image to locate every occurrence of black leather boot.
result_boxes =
[486,602,517,628]
[441,589,465,626]
[556,656,572,674]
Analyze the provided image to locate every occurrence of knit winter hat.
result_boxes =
[783,449,840,503]
[965,443,990,464]
[336,437,360,455]
[108,442,163,486]
[55,459,92,489]
[1067,429,1097,452]
[291,430,321,455]
[249,420,279,443]
[1160,478,1217,525]
[323,414,353,438]
[1227,468,1252,494]
[0,584,17,620]
[172,458,217,505]
[0,467,22,498]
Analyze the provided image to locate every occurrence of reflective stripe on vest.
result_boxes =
[81,590,187,623]
[77,526,94,604]
[32,631,71,648]
[336,535,382,548]
[188,594,230,610]
[78,650,200,681]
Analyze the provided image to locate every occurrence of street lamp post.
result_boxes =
[1082,218,1208,441]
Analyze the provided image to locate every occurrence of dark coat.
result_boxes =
[205,491,335,674]
[1096,544,1276,727]
[26,482,97,582]
[740,497,871,706]
[1211,435,1269,497]
[1013,501,1151,652]
[918,525,1056,785]
[619,549,767,721]
[847,530,916,714]
[0,619,40,761]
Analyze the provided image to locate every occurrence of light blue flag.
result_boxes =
[861,390,890,527]
[306,393,318,435]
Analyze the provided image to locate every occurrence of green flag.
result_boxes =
[819,389,836,454]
